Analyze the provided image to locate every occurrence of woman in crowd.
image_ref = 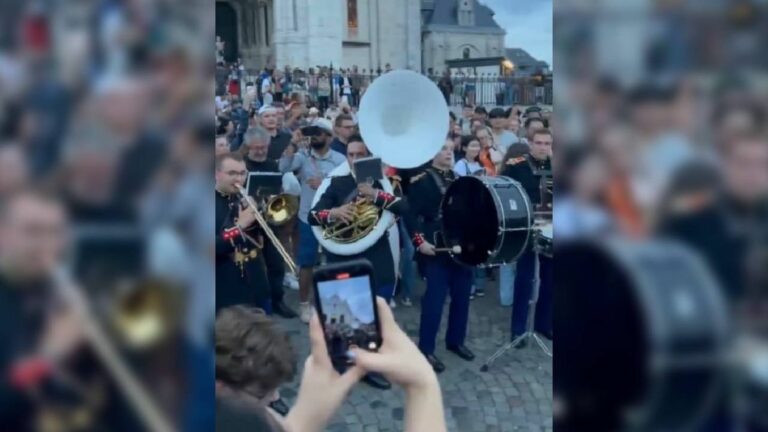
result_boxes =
[476,126,503,176]
[453,135,484,177]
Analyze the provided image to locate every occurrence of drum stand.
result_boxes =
[481,249,551,372]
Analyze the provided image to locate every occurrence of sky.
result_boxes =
[479,0,553,67]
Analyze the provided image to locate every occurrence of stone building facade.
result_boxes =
[216,0,505,73]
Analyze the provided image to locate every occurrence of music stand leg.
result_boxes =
[481,251,552,372]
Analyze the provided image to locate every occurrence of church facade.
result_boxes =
[216,0,505,73]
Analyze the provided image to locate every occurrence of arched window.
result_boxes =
[463,48,471,59]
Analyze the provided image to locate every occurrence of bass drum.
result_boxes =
[441,176,532,266]
[556,238,729,432]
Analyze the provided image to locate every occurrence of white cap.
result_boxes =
[312,118,334,134]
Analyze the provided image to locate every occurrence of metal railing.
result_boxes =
[236,70,553,108]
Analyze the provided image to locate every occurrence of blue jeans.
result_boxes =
[397,219,415,299]
[499,263,516,306]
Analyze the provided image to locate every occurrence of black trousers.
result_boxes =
[215,255,270,313]
[263,237,286,304]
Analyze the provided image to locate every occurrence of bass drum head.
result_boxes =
[442,176,531,266]
[555,238,729,432]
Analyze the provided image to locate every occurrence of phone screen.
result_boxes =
[315,269,380,370]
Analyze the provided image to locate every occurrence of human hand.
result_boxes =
[39,306,85,361]
[329,203,355,224]
[357,183,378,200]
[306,177,322,190]
[418,241,437,256]
[237,204,258,229]
[284,313,366,432]
[348,298,437,392]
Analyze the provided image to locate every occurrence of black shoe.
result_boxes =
[363,372,391,390]
[269,398,290,416]
[446,344,475,361]
[425,354,445,373]
[272,300,298,319]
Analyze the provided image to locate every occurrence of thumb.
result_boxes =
[349,347,388,374]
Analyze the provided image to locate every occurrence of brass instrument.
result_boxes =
[321,197,380,243]
[51,268,174,432]
[265,194,299,226]
[112,279,180,351]
[237,185,298,274]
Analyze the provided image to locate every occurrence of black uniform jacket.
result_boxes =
[215,190,269,309]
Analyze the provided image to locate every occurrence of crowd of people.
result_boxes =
[1,1,215,430]
[214,39,555,428]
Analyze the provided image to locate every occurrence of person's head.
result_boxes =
[471,119,486,134]
[722,135,768,205]
[461,136,481,162]
[215,135,230,156]
[216,306,296,405]
[530,128,553,161]
[507,116,520,133]
[334,114,356,142]
[0,145,29,198]
[475,127,494,149]
[346,136,370,167]
[462,104,474,119]
[302,119,334,151]
[474,106,488,121]
[488,108,507,130]
[432,139,455,169]
[215,153,248,194]
[259,107,278,131]
[525,117,544,141]
[244,127,271,161]
[0,191,68,281]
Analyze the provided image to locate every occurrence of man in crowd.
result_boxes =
[308,136,405,390]
[330,114,356,155]
[279,119,345,323]
[242,128,298,319]
[405,140,475,373]
[214,152,271,312]
[458,103,475,135]
[500,128,554,345]
[260,106,292,163]
[489,107,519,155]
[522,117,546,144]
[661,134,768,301]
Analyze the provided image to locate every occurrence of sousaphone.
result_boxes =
[312,70,449,265]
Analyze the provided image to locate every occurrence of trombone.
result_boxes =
[236,185,298,274]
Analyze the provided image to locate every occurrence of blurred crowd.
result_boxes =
[555,0,768,430]
[1,1,213,430]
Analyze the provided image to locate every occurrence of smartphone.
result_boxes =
[313,259,382,371]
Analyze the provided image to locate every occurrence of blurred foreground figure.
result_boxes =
[0,191,141,431]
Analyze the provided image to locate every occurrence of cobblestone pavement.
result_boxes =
[275,276,553,432]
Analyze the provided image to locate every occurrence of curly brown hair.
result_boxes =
[215,306,297,399]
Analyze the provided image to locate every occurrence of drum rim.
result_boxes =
[489,176,532,264]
